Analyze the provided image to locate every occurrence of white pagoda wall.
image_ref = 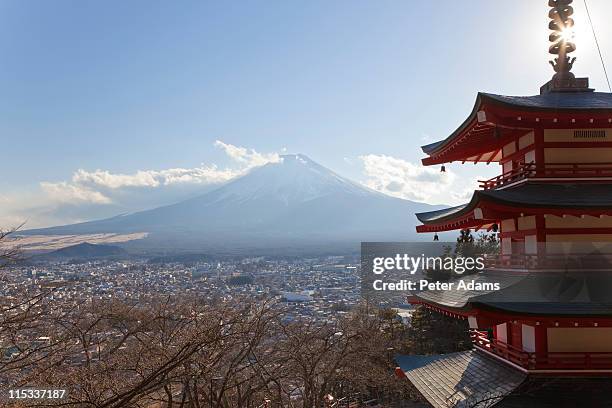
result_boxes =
[544,128,612,164]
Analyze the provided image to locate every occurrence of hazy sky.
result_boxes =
[1,0,611,228]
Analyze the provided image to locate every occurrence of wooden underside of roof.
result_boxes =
[417,199,612,233]
[422,97,612,165]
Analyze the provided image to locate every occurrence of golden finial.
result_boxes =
[548,0,576,80]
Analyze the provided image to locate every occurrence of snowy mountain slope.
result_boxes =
[23,155,441,247]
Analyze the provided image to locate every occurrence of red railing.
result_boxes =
[542,162,612,178]
[479,163,534,190]
[471,331,530,367]
[470,330,612,370]
[478,162,612,190]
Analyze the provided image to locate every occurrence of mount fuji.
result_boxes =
[24,155,441,252]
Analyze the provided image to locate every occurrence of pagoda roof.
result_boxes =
[421,90,612,165]
[396,351,612,408]
[496,378,612,408]
[416,182,612,231]
[395,350,527,408]
[484,91,612,111]
[416,203,470,224]
[411,271,612,317]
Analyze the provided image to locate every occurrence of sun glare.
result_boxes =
[560,27,575,42]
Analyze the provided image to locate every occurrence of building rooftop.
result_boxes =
[412,271,612,316]
[484,91,612,111]
[395,350,527,408]
[420,90,612,165]
[397,350,612,408]
[416,182,612,226]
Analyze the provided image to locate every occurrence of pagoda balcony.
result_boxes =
[478,162,612,190]
[471,330,612,371]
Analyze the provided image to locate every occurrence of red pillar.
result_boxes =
[509,321,523,350]
[535,325,548,354]
[536,214,546,257]
[534,128,545,177]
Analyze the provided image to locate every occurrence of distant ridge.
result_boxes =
[38,242,128,260]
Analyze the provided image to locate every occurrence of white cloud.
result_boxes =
[359,154,456,202]
[151,166,238,185]
[68,140,278,192]
[72,169,161,189]
[450,176,483,202]
[71,165,238,190]
[0,140,283,228]
[213,140,280,168]
[40,182,112,204]
[39,140,280,206]
[0,194,125,229]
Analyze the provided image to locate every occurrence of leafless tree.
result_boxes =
[0,224,25,268]
[0,226,417,408]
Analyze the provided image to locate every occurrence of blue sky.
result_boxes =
[1,0,611,227]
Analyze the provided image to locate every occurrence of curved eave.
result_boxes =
[421,91,612,165]
[479,182,612,210]
[483,91,612,113]
[416,193,484,233]
[411,296,612,319]
[416,202,476,225]
[408,296,471,317]
[410,272,612,318]
[416,183,612,233]
[421,93,485,156]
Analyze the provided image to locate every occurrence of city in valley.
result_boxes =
[3,255,365,324]
[0,249,427,407]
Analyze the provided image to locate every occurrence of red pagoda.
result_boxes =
[397,1,612,406]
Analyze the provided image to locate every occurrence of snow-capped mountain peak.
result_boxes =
[23,154,439,248]
[209,153,374,205]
